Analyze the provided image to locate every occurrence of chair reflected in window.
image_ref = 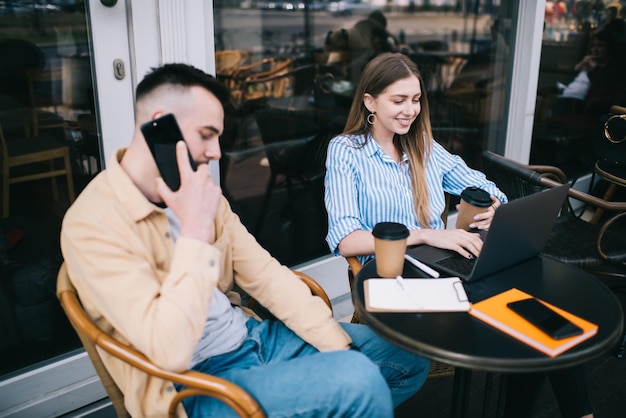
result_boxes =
[241,62,351,123]
[25,67,66,136]
[222,56,294,109]
[215,50,251,75]
[0,95,75,217]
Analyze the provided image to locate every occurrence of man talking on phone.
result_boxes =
[59,63,429,417]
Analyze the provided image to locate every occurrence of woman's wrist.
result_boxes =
[407,229,427,246]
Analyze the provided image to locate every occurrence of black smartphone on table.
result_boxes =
[140,113,197,191]
[507,298,583,340]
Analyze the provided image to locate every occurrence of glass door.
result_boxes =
[0,0,100,379]
[0,1,135,416]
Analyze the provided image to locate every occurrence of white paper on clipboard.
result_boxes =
[364,277,470,312]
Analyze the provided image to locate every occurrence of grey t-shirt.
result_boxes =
[166,209,248,367]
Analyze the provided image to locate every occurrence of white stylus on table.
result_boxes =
[404,254,440,278]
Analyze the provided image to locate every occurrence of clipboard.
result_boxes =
[364,277,471,312]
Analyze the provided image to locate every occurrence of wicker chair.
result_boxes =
[481,150,626,357]
[481,150,626,271]
[57,264,332,417]
[590,105,626,224]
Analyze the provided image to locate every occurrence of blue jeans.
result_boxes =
[180,318,430,417]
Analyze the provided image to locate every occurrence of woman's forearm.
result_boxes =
[339,228,424,256]
[337,230,377,257]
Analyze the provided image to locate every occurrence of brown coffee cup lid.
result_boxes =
[460,187,492,207]
[372,222,409,240]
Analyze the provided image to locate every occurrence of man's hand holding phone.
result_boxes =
[157,141,221,244]
[141,113,197,192]
[142,113,220,243]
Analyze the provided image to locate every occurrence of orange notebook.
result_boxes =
[469,288,598,357]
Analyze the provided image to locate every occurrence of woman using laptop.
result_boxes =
[324,52,593,418]
[324,52,506,266]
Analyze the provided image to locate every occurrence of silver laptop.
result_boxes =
[407,184,569,282]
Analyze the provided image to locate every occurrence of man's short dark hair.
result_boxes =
[136,63,231,106]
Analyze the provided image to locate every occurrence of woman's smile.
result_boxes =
[396,117,414,127]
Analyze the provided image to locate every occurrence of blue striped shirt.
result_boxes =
[324,133,507,262]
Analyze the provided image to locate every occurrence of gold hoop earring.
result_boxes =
[367,112,377,125]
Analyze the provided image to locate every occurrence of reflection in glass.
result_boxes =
[532,1,626,179]
[215,2,516,266]
[0,1,99,377]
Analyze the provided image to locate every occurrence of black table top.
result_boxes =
[353,255,624,373]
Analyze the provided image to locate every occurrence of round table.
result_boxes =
[353,255,624,417]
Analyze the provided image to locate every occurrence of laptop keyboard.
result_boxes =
[436,255,476,277]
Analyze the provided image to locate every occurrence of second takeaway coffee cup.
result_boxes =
[456,187,492,231]
[372,222,409,277]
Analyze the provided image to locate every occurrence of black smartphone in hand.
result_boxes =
[507,298,583,340]
[141,113,197,191]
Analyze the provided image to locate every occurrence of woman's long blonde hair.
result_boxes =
[343,52,433,228]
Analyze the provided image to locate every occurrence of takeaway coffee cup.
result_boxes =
[372,222,409,277]
[456,187,492,231]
